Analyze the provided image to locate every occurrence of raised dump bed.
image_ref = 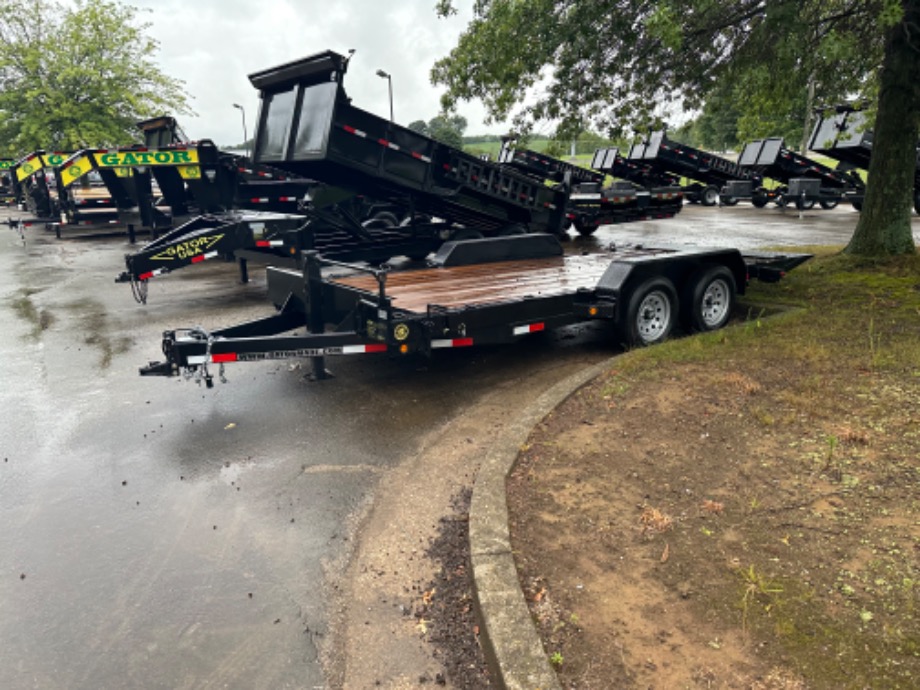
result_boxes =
[591,147,679,188]
[627,131,760,206]
[247,50,568,236]
[809,107,920,213]
[498,141,683,235]
[729,137,864,210]
[138,234,811,386]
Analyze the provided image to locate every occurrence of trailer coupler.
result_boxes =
[139,360,177,377]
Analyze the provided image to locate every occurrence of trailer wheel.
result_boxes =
[721,196,739,206]
[620,277,677,347]
[682,265,736,333]
[701,186,719,207]
[794,197,815,211]
[751,192,769,208]
[819,199,838,210]
[573,218,597,237]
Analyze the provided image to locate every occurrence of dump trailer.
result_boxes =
[727,137,864,210]
[138,233,811,385]
[628,131,760,206]
[116,49,572,299]
[591,147,680,188]
[809,106,920,214]
[497,140,683,236]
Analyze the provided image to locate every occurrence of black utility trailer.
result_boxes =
[809,106,920,214]
[0,159,14,205]
[139,234,811,385]
[627,131,760,206]
[727,137,864,210]
[497,140,684,236]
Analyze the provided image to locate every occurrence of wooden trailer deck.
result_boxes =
[329,247,676,313]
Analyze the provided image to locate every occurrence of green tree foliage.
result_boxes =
[407,113,468,148]
[0,0,191,155]
[433,0,919,256]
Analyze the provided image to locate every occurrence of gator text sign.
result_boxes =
[94,150,200,166]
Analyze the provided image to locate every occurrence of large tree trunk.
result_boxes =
[845,0,919,256]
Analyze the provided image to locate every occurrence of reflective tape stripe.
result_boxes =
[250,197,270,203]
[255,240,284,247]
[138,268,167,281]
[211,353,238,363]
[341,344,387,354]
[513,323,545,336]
[431,338,474,348]
[279,196,298,202]
[190,251,218,264]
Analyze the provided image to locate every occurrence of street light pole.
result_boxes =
[232,103,248,157]
[375,69,393,122]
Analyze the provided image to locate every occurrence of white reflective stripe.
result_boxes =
[431,339,454,348]
[267,240,284,247]
[351,127,368,138]
[513,323,545,336]
[513,325,530,335]
[187,355,207,365]
[386,141,400,151]
[569,193,601,200]
[202,251,218,260]
[279,196,297,202]
[340,345,384,354]
[253,197,269,203]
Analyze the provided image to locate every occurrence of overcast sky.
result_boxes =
[120,0,505,146]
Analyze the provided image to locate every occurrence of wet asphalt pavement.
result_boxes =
[0,202,916,689]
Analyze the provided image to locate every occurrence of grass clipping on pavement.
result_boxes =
[509,249,920,688]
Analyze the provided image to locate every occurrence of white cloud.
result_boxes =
[117,0,501,145]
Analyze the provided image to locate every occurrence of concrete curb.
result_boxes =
[469,358,616,690]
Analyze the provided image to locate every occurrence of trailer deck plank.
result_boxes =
[329,249,675,313]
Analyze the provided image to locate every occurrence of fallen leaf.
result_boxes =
[660,543,670,563]
[225,423,236,430]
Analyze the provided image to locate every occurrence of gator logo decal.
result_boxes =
[0,160,13,170]
[61,155,93,187]
[94,149,199,167]
[151,234,224,261]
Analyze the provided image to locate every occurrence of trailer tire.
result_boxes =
[573,218,597,237]
[721,196,739,206]
[794,197,815,211]
[751,192,769,208]
[701,186,719,207]
[619,277,677,348]
[819,199,838,210]
[682,265,736,333]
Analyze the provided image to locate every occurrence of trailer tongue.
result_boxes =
[139,234,811,385]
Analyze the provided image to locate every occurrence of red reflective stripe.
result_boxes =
[378,138,390,147]
[454,338,473,347]
[139,271,153,280]
[211,353,238,363]
[365,344,387,353]
[190,254,208,264]
[344,125,356,134]
[530,323,545,333]
[255,240,270,247]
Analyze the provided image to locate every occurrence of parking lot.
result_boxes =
[1,202,916,688]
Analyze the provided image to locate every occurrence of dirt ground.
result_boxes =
[507,356,919,689]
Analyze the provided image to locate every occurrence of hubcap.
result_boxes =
[636,291,671,342]
[701,278,730,327]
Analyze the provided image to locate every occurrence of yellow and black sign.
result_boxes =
[61,154,94,187]
[16,156,45,181]
[94,149,200,167]
[151,234,224,261]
